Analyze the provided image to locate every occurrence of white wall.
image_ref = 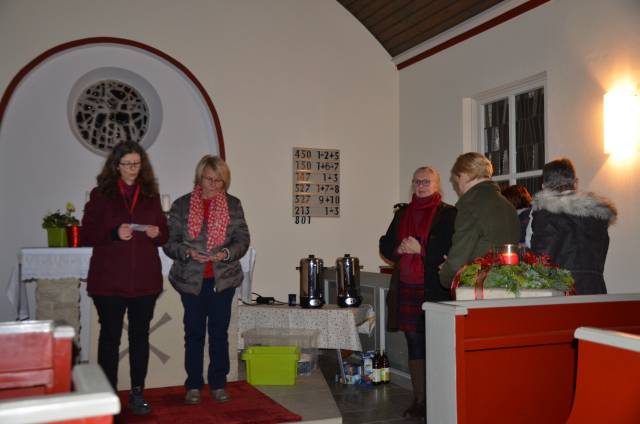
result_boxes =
[399,0,640,293]
[0,0,399,320]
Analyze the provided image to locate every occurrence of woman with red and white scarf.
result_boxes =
[163,155,249,405]
[379,166,456,419]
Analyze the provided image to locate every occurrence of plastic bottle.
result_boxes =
[363,351,374,384]
[381,350,390,384]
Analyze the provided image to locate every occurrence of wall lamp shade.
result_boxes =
[603,89,640,156]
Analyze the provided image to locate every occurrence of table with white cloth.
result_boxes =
[237,303,374,350]
[7,247,256,365]
[237,303,375,381]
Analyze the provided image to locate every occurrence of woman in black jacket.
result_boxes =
[529,158,617,294]
[379,166,456,419]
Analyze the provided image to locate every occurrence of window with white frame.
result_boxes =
[470,74,546,195]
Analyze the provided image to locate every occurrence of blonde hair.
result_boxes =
[194,155,231,191]
[412,166,441,192]
[451,152,493,180]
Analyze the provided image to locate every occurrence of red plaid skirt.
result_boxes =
[398,281,424,332]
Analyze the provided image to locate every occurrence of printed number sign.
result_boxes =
[292,147,340,224]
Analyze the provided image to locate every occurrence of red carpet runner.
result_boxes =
[118,381,302,423]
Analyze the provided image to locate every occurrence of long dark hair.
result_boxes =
[96,141,159,197]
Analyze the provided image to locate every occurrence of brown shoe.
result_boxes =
[210,388,231,402]
[184,389,201,405]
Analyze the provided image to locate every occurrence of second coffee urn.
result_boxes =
[336,254,362,307]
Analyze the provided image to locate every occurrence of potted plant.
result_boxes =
[42,202,80,247]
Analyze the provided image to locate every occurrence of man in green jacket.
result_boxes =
[439,152,520,288]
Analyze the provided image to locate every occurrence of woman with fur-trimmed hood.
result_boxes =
[527,158,617,294]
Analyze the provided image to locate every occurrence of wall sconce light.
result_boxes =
[603,86,640,156]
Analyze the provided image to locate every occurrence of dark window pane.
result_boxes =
[516,88,545,172]
[483,98,509,176]
[516,175,543,196]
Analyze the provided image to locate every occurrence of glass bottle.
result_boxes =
[372,351,381,385]
[381,350,390,384]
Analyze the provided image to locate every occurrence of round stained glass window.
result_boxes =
[75,80,149,151]
[68,67,162,156]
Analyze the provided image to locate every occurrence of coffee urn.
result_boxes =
[336,254,362,307]
[297,255,325,308]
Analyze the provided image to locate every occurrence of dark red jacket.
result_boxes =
[81,186,169,297]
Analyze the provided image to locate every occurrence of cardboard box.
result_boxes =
[336,362,362,385]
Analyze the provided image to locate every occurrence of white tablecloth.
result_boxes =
[20,247,174,280]
[7,247,255,320]
[237,303,375,351]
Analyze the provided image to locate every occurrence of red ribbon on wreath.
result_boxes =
[450,251,498,300]
[521,250,554,267]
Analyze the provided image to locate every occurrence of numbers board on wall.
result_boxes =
[293,147,340,223]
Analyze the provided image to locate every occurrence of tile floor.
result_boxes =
[317,352,423,424]
[246,351,424,424]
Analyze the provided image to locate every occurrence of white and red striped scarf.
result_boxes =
[187,185,229,251]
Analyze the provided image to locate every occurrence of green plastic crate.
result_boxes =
[241,346,300,385]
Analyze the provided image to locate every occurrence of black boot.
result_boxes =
[402,398,426,418]
[128,386,151,415]
[402,359,425,418]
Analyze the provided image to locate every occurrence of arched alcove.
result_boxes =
[0,38,226,323]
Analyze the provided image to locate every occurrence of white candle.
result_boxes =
[161,194,171,212]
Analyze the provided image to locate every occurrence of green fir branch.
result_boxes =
[459,262,575,294]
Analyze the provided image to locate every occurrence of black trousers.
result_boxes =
[405,331,426,360]
[92,294,158,390]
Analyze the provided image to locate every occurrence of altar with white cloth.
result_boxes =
[6,246,256,389]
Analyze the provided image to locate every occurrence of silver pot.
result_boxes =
[296,255,325,308]
[336,254,362,307]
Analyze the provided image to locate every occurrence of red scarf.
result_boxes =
[397,192,442,284]
[187,185,229,251]
[117,179,140,215]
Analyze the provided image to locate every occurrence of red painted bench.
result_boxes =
[0,363,120,424]
[0,321,119,423]
[424,294,640,423]
[566,327,640,424]
[0,321,73,399]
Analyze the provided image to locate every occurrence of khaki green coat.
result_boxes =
[439,180,520,288]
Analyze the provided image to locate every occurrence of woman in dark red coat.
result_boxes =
[82,141,168,415]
